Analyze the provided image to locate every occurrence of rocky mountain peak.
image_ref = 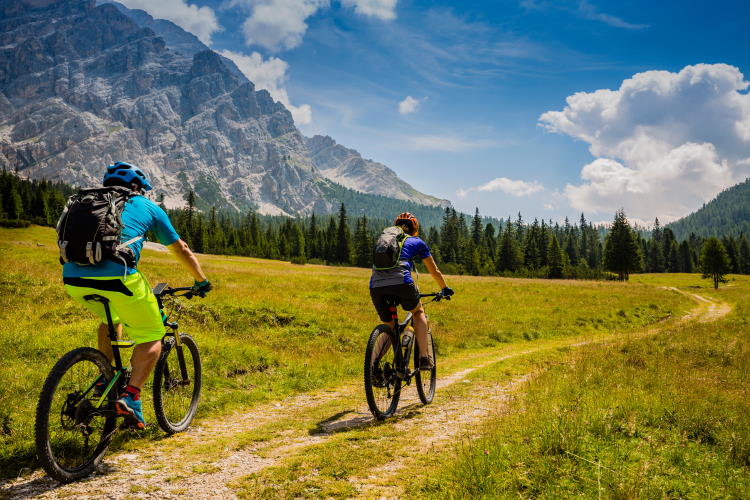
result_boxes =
[0,0,448,216]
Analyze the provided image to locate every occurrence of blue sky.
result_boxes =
[119,0,750,224]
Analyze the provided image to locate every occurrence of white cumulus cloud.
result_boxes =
[117,0,221,45]
[220,50,312,124]
[229,0,329,52]
[340,0,397,20]
[540,63,750,222]
[398,95,421,115]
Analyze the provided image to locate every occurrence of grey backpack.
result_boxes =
[372,226,410,270]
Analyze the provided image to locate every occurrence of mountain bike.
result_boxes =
[34,283,203,482]
[364,292,448,419]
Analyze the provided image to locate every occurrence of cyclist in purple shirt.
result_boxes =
[370,212,454,370]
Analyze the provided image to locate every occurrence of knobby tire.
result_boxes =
[152,333,202,434]
[364,324,401,419]
[414,333,437,404]
[35,347,116,482]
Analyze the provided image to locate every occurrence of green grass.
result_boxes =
[0,226,692,478]
[419,276,750,498]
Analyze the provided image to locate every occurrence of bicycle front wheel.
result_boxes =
[415,331,437,404]
[35,347,117,482]
[364,324,401,419]
[153,333,202,433]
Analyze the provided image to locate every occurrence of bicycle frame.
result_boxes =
[81,284,193,409]
[386,292,440,380]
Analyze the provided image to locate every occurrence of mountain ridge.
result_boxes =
[667,178,750,240]
[0,0,447,216]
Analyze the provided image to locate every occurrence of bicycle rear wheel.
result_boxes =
[35,347,117,482]
[415,331,436,404]
[364,325,401,419]
[153,333,202,433]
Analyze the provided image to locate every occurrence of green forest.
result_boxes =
[2,171,749,280]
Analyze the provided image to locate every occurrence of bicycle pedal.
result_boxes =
[119,417,147,431]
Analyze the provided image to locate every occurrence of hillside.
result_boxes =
[667,178,750,239]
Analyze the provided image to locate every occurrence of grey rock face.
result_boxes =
[0,0,330,214]
[0,0,446,215]
[305,135,449,208]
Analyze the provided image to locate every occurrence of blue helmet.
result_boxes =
[103,161,152,191]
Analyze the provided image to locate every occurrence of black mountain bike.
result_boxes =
[35,283,203,482]
[364,292,448,419]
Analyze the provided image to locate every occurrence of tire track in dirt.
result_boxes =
[0,292,730,499]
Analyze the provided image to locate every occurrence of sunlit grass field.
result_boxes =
[420,274,750,498]
[0,226,692,478]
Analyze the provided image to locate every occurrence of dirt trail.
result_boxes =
[1,292,730,500]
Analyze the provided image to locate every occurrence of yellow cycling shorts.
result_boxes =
[64,272,165,344]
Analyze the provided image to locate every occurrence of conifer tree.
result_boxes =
[325,217,337,262]
[603,209,642,281]
[497,224,522,272]
[354,216,372,268]
[679,240,693,273]
[336,203,352,264]
[700,237,732,289]
[548,234,564,278]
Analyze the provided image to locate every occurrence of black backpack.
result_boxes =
[372,226,410,270]
[56,186,140,267]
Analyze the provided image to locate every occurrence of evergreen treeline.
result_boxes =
[0,171,72,227]
[4,171,750,281]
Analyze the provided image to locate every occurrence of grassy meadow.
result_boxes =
[420,274,750,498]
[0,226,693,479]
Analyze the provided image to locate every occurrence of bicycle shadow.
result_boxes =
[310,403,423,435]
[0,463,117,499]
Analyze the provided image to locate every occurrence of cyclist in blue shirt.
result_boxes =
[370,212,454,370]
[62,162,212,429]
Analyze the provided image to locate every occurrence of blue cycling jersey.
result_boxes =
[370,236,431,288]
[62,195,180,278]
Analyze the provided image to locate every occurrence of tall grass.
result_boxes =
[0,227,690,478]
[420,277,750,498]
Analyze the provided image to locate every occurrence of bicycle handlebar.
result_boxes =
[154,284,198,299]
[419,292,451,302]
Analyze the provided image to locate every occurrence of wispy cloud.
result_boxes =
[459,177,544,198]
[404,134,496,152]
[341,0,397,20]
[521,0,649,31]
[578,0,649,30]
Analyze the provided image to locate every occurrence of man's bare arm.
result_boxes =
[167,239,207,282]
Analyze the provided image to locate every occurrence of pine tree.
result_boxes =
[336,203,352,264]
[603,209,642,281]
[471,208,483,245]
[739,236,750,274]
[496,224,522,272]
[679,240,693,273]
[700,237,732,289]
[307,213,318,259]
[325,218,337,262]
[548,234,564,278]
[354,216,372,268]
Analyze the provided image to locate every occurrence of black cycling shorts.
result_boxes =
[370,283,421,322]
